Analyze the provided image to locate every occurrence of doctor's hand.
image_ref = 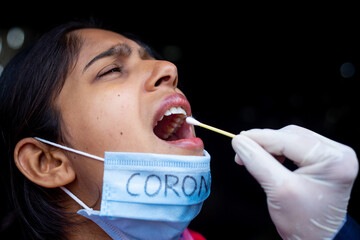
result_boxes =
[231,125,358,240]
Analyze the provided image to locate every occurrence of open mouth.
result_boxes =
[153,107,190,141]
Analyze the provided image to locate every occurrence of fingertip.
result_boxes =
[239,130,248,135]
[234,154,244,165]
[232,130,248,139]
[241,128,268,137]
[231,134,242,148]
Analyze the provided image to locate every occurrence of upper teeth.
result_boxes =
[160,107,187,121]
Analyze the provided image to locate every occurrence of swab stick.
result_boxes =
[186,116,236,138]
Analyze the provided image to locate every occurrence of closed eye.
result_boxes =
[97,66,122,79]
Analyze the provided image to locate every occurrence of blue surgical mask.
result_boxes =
[35,137,211,240]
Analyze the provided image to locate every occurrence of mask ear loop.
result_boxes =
[34,137,105,161]
[60,186,93,211]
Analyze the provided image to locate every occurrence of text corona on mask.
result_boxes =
[126,173,209,198]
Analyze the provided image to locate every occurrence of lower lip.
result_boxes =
[165,137,204,149]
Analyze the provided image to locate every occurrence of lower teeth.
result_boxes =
[161,122,182,140]
[156,116,185,140]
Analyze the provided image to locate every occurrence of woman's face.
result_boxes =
[56,29,203,205]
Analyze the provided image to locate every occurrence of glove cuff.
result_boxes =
[333,215,360,239]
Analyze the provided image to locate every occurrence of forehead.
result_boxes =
[74,28,138,65]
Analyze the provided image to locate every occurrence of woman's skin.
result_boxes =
[14,28,204,239]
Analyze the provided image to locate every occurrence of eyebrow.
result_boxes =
[83,43,133,73]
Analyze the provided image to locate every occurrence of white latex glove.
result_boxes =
[231,125,358,240]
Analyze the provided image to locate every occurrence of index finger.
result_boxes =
[241,125,344,167]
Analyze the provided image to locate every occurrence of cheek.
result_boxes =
[74,92,143,153]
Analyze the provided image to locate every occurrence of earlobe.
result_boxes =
[14,138,76,188]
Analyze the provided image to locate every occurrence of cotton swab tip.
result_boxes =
[186,116,201,126]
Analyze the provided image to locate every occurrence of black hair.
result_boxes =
[0,19,164,239]
[0,21,99,240]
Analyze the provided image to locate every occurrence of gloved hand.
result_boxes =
[231,125,358,239]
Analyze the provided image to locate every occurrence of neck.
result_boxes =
[66,216,111,240]
[60,185,109,239]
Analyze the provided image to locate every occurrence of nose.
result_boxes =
[144,60,178,91]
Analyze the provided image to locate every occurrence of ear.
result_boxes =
[14,138,76,188]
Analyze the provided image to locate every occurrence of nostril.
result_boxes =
[155,76,170,87]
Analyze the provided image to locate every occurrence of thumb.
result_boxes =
[232,134,291,188]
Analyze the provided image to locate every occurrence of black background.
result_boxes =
[1,3,360,239]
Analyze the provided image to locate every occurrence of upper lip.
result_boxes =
[153,93,191,128]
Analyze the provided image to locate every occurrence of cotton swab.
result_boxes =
[186,116,236,138]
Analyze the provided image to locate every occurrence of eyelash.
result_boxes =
[97,66,122,79]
